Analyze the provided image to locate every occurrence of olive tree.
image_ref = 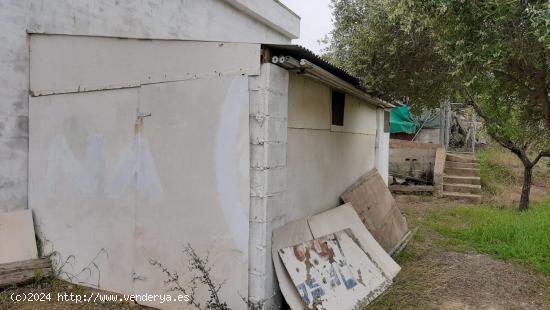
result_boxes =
[326,0,550,210]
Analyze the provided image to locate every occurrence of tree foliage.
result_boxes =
[326,0,549,125]
[325,0,454,107]
[326,0,550,210]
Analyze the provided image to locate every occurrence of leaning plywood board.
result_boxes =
[0,210,38,264]
[341,168,409,253]
[308,204,401,279]
[272,218,314,310]
[278,230,391,309]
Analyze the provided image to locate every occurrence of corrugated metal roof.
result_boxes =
[263,44,361,88]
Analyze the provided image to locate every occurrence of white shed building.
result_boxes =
[1,1,390,309]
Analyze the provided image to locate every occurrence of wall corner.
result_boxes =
[248,63,289,306]
[433,147,446,197]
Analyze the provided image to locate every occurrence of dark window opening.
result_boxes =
[331,90,345,126]
[384,110,390,133]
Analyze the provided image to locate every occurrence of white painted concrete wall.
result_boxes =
[286,73,378,221]
[0,0,298,212]
[248,68,388,308]
[29,35,258,309]
[376,108,390,184]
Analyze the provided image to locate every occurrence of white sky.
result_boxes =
[279,0,333,55]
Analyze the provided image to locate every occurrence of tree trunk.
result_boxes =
[519,165,533,211]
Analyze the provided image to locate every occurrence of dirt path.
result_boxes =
[368,196,550,310]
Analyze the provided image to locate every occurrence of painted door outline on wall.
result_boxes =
[132,75,250,309]
[30,75,250,308]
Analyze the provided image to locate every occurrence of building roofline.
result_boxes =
[263,44,393,109]
[272,0,301,19]
[223,0,300,39]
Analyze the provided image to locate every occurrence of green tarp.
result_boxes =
[389,105,417,134]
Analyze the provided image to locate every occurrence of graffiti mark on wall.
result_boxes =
[42,133,163,204]
[45,134,104,198]
[106,136,164,204]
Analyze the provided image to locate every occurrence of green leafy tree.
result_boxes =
[326,0,550,210]
[325,0,454,107]
[465,80,550,210]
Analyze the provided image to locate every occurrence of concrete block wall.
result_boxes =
[433,147,446,197]
[248,64,289,307]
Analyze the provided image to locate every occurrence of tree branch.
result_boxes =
[532,151,550,166]
[462,86,531,165]
[493,69,534,93]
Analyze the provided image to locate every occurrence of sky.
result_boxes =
[278,0,334,55]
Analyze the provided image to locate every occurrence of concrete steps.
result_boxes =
[445,161,479,169]
[444,175,481,185]
[443,183,481,194]
[444,167,479,177]
[442,153,482,203]
[442,191,482,203]
[446,153,479,163]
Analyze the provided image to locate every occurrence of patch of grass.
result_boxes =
[425,201,550,274]
[0,277,147,309]
[534,157,550,187]
[476,144,550,197]
[367,247,432,309]
[476,146,520,195]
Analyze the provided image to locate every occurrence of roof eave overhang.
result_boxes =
[264,44,393,109]
[223,0,300,39]
[272,56,393,109]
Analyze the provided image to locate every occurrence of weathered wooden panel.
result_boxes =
[308,204,400,279]
[0,258,52,288]
[341,169,409,253]
[30,35,261,95]
[278,230,390,309]
[272,218,314,310]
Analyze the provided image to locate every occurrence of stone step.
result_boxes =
[446,153,479,164]
[442,191,482,203]
[445,161,480,169]
[444,167,480,177]
[389,185,434,194]
[443,183,481,194]
[444,175,481,185]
